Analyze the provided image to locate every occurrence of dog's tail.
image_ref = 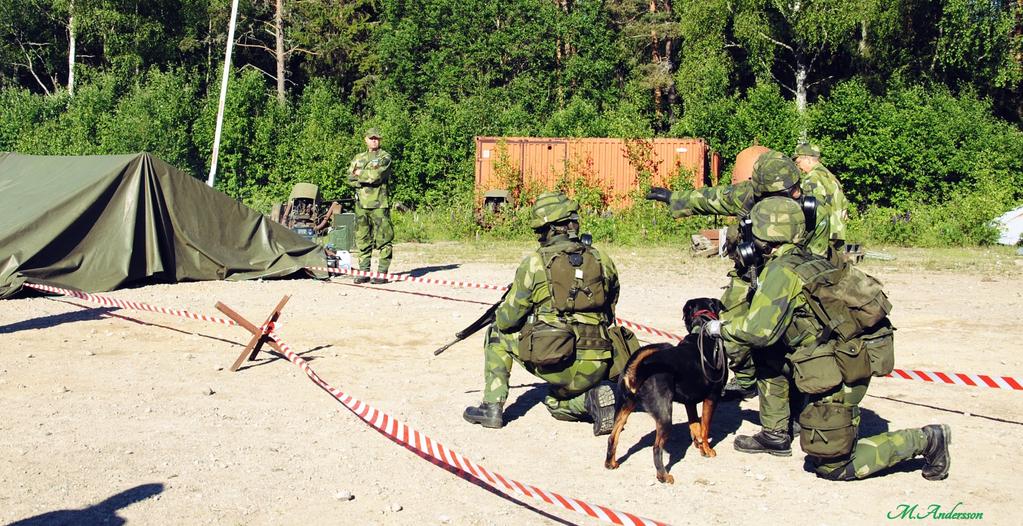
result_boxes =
[621,342,675,394]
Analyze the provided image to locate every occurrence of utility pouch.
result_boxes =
[799,402,857,459]
[834,338,873,385]
[519,321,576,367]
[789,342,842,394]
[607,325,641,381]
[862,321,896,377]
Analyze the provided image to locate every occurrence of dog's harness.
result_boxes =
[694,311,727,385]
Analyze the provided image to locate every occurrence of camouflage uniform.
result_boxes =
[720,201,930,480]
[347,140,394,273]
[802,162,848,248]
[481,232,620,420]
[665,152,843,393]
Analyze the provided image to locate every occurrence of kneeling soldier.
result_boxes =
[463,192,621,435]
[705,197,951,481]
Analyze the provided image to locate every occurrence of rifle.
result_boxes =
[433,287,511,356]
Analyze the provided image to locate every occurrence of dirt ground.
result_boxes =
[2,243,1021,525]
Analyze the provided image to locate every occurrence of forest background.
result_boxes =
[2,0,1022,246]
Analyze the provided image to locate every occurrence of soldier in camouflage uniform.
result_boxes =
[794,143,848,252]
[347,128,394,284]
[463,192,621,435]
[647,150,836,401]
[703,197,951,481]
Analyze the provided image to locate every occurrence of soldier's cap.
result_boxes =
[750,196,805,244]
[751,150,801,197]
[793,143,820,158]
[365,128,382,139]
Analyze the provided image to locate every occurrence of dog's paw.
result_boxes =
[702,446,717,458]
[604,460,620,470]
[656,472,675,484]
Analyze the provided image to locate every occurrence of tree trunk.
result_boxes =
[858,19,870,58]
[275,0,285,103]
[67,0,76,97]
[650,0,661,120]
[664,0,676,125]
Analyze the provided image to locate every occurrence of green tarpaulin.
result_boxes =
[0,152,326,299]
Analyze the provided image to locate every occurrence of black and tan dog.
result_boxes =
[604,297,727,484]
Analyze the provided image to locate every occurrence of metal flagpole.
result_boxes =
[206,0,241,187]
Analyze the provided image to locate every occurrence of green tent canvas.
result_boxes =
[0,152,326,299]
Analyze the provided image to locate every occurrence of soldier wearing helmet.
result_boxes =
[702,197,951,482]
[463,192,622,435]
[646,148,838,402]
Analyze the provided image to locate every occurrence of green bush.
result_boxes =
[808,80,1023,209]
[846,175,1017,247]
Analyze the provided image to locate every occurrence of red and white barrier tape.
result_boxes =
[887,369,1022,391]
[311,266,685,341]
[262,327,667,526]
[310,266,508,291]
[24,283,238,327]
[309,267,1023,392]
[22,282,1023,394]
[20,282,668,524]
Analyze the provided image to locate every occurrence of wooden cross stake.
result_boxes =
[216,295,291,372]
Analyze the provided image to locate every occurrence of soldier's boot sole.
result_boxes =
[585,384,616,436]
[922,424,951,481]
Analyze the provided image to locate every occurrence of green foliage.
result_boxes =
[2,0,1023,250]
[97,68,200,171]
[808,79,1023,208]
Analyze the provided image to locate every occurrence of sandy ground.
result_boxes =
[1,243,1021,526]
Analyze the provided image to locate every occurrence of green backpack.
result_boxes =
[786,253,892,343]
[541,243,610,315]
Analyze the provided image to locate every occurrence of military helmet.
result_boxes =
[751,150,801,197]
[793,143,820,158]
[750,196,805,243]
[365,127,382,139]
[530,191,579,229]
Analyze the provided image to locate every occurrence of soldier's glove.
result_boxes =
[704,320,722,338]
[645,187,672,204]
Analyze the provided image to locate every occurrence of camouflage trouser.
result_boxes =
[354,204,394,273]
[808,382,927,481]
[720,272,756,389]
[752,346,795,433]
[481,326,610,421]
[756,355,928,480]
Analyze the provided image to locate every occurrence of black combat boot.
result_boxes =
[733,430,792,457]
[721,377,757,400]
[353,275,370,284]
[463,402,504,429]
[370,277,389,284]
[921,424,951,481]
[585,383,616,436]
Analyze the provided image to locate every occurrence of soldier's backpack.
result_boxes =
[786,255,892,343]
[518,241,613,367]
[541,242,610,314]
[780,250,895,383]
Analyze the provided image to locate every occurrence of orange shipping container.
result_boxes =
[475,136,719,209]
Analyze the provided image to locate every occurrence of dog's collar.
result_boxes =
[691,309,718,321]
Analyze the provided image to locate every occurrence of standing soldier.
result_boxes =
[647,150,835,401]
[704,197,951,481]
[793,143,848,254]
[463,192,621,435]
[348,128,394,284]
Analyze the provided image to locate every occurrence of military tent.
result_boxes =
[0,152,326,299]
